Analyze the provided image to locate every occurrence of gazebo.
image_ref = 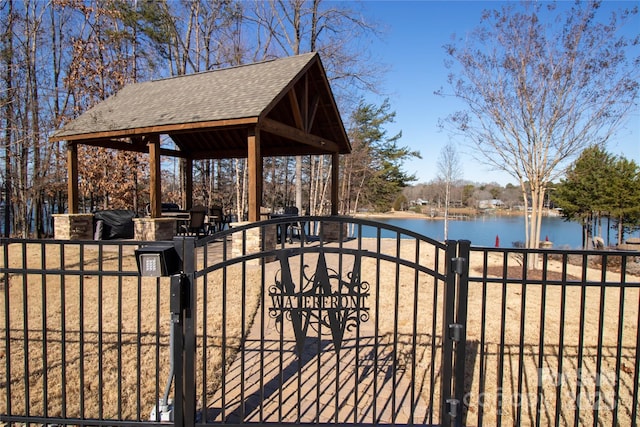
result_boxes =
[50,52,350,240]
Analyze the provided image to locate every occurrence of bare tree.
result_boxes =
[248,0,383,214]
[437,142,462,240]
[2,0,52,237]
[438,1,639,257]
[339,134,370,215]
[1,0,16,236]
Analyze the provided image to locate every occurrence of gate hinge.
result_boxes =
[451,257,467,275]
[446,398,460,419]
[449,323,464,342]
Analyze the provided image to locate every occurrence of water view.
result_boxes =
[357,215,586,248]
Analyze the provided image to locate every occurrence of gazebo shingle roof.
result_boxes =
[55,53,315,136]
[52,52,350,158]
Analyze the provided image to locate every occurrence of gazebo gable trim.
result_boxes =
[256,55,350,154]
[258,54,319,124]
[313,57,351,152]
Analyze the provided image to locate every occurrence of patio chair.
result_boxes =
[282,206,306,243]
[181,206,207,237]
[283,206,299,216]
[208,206,225,232]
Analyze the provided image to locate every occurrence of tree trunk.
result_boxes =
[618,216,624,245]
[443,181,450,240]
[2,0,14,236]
[295,155,303,213]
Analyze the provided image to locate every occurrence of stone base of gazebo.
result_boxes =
[230,221,277,264]
[53,213,94,240]
[321,219,349,242]
[133,217,177,241]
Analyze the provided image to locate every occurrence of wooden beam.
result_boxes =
[184,158,193,210]
[257,146,328,157]
[49,117,260,142]
[306,94,320,133]
[331,152,339,215]
[148,135,162,218]
[260,117,339,153]
[61,136,187,158]
[67,142,79,214]
[247,127,262,222]
[288,87,304,130]
[303,75,309,129]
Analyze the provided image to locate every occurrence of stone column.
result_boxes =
[133,217,178,241]
[320,218,350,242]
[230,221,277,264]
[53,213,94,240]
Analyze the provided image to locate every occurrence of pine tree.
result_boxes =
[553,146,640,247]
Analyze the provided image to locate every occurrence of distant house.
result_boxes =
[478,199,504,209]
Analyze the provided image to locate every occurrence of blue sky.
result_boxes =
[359,1,640,186]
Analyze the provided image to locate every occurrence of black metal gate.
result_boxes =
[0,216,469,427]
[180,216,469,427]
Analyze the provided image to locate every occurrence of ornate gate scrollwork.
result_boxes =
[269,250,370,353]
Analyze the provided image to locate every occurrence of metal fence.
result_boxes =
[462,246,640,427]
[1,217,639,427]
[0,238,171,426]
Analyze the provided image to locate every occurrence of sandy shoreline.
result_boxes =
[353,208,534,221]
[353,210,428,219]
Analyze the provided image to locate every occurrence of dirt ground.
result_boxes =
[1,238,639,425]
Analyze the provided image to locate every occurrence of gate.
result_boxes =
[186,217,469,427]
[0,216,469,427]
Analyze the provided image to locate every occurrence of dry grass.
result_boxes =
[1,240,639,425]
[0,242,262,420]
[466,251,640,426]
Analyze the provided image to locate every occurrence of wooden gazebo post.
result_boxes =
[130,134,179,240]
[148,134,162,218]
[184,158,193,211]
[67,142,79,214]
[51,141,93,240]
[231,125,276,263]
[331,152,339,216]
[247,127,262,222]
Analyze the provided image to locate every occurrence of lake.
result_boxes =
[356,215,586,248]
